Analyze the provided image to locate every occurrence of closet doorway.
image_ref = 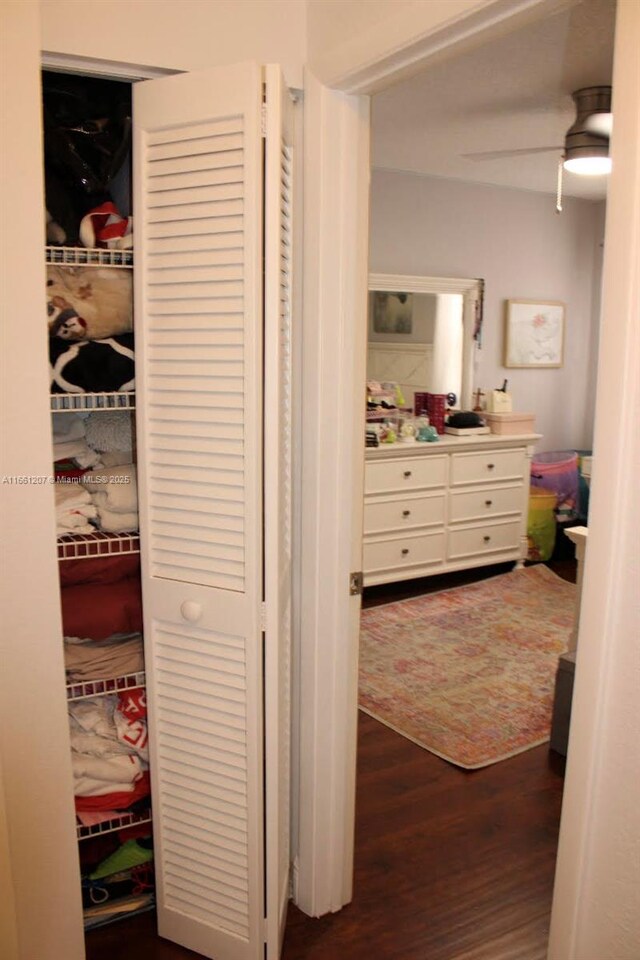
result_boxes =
[39,56,296,960]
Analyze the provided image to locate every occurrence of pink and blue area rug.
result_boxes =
[358,565,576,769]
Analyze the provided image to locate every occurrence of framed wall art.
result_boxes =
[504,299,565,368]
[372,291,414,335]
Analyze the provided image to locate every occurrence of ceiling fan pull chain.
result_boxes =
[556,157,564,213]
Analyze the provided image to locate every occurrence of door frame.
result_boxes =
[298,4,640,959]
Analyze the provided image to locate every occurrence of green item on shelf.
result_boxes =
[89,838,153,881]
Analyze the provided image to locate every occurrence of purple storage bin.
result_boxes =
[530,451,579,520]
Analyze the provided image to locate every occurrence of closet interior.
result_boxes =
[44,70,155,932]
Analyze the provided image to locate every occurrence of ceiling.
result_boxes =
[371,0,616,201]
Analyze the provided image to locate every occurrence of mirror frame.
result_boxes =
[368,273,483,411]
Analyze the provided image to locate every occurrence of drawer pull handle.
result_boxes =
[487,463,495,470]
[483,535,491,543]
[402,510,411,517]
[403,470,412,478]
[401,548,410,555]
[485,499,493,506]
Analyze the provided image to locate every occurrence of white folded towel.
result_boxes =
[82,464,137,513]
[57,509,98,535]
[96,508,138,533]
[99,450,133,468]
[55,482,97,535]
[73,776,136,797]
[72,752,142,786]
[53,437,103,468]
[51,413,86,443]
[70,729,136,759]
[55,482,93,511]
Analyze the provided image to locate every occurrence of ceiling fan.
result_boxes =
[462,86,612,209]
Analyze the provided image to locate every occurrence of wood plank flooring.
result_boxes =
[86,561,572,960]
[282,715,565,960]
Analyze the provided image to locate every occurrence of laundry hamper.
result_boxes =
[530,451,579,521]
[527,487,557,562]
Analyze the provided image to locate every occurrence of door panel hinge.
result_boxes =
[349,571,363,596]
[260,601,267,631]
[261,102,267,138]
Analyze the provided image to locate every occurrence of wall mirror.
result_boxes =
[367,273,484,411]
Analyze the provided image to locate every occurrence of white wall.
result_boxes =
[306,0,516,89]
[0,2,85,958]
[40,0,306,86]
[369,168,604,452]
[548,1,640,955]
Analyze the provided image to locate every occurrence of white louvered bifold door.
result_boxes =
[263,65,294,960]
[133,63,266,960]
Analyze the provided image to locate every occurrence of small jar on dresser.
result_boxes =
[363,433,541,586]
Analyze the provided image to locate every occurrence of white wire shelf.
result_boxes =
[46,245,133,268]
[77,810,151,841]
[67,671,146,702]
[50,392,135,413]
[58,530,140,560]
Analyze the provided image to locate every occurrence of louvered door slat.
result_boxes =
[149,264,244,284]
[148,151,245,180]
[149,231,245,255]
[150,168,245,192]
[148,132,243,162]
[135,61,264,960]
[148,218,244,243]
[148,182,243,207]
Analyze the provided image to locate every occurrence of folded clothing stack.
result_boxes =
[82,464,138,533]
[52,413,103,470]
[65,633,144,682]
[60,554,142,642]
[70,692,149,810]
[55,481,98,536]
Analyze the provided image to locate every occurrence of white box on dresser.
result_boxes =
[363,433,541,586]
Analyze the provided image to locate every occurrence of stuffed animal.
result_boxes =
[47,265,133,341]
[48,296,89,340]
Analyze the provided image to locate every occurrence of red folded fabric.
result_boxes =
[61,577,142,640]
[74,772,150,812]
[58,554,140,588]
[54,461,90,481]
[118,688,147,721]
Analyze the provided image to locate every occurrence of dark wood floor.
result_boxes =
[282,715,565,960]
[87,560,573,960]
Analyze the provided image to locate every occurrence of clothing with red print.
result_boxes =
[115,689,148,762]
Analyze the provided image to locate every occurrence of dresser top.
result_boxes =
[365,433,541,460]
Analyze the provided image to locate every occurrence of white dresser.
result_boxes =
[363,433,540,586]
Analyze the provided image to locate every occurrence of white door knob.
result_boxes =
[180,600,203,622]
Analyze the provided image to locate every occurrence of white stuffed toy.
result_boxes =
[47,265,133,341]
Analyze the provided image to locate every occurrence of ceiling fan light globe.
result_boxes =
[563,156,612,175]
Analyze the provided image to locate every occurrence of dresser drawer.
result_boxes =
[449,483,524,524]
[363,530,445,574]
[450,449,526,486]
[447,519,521,562]
[364,492,445,535]
[365,455,447,495]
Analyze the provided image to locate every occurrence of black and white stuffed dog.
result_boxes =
[49,333,135,393]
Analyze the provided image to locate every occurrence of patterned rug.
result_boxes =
[359,565,576,769]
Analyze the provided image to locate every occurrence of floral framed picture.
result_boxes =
[504,299,565,368]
